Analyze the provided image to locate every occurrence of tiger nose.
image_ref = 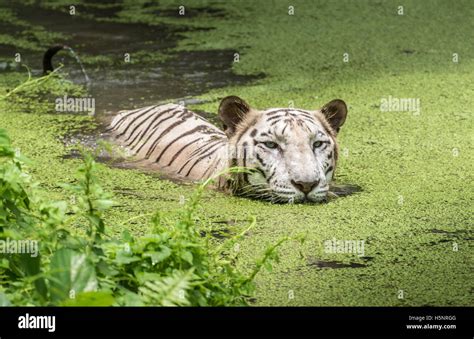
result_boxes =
[291,180,319,194]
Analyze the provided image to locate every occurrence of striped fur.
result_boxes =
[108,103,228,182]
[109,97,347,203]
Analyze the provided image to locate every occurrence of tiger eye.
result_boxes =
[263,141,278,149]
[313,141,323,148]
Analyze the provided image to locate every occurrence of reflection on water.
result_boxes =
[0,2,263,118]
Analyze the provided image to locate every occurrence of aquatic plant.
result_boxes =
[0,128,291,306]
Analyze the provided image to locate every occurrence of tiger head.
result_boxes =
[218,96,347,203]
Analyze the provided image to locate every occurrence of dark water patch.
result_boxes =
[430,228,471,236]
[211,219,245,226]
[200,228,233,239]
[328,183,363,199]
[429,228,473,240]
[79,3,123,19]
[401,49,416,55]
[427,228,473,246]
[427,239,452,246]
[156,7,227,19]
[112,187,177,202]
[0,22,23,43]
[307,257,367,269]
[1,3,263,117]
[95,49,264,120]
[0,44,16,57]
[61,149,82,160]
[247,297,257,304]
[361,256,375,261]
[12,4,180,57]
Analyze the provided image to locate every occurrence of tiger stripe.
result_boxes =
[109,103,228,182]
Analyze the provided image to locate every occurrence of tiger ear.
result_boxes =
[218,96,251,137]
[320,99,347,134]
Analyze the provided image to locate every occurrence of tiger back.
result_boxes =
[108,103,228,182]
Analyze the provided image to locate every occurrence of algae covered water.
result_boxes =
[0,1,472,307]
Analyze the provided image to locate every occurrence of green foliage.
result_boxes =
[0,130,31,226]
[0,130,287,306]
[49,248,98,302]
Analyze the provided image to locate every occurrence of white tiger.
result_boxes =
[109,96,347,203]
